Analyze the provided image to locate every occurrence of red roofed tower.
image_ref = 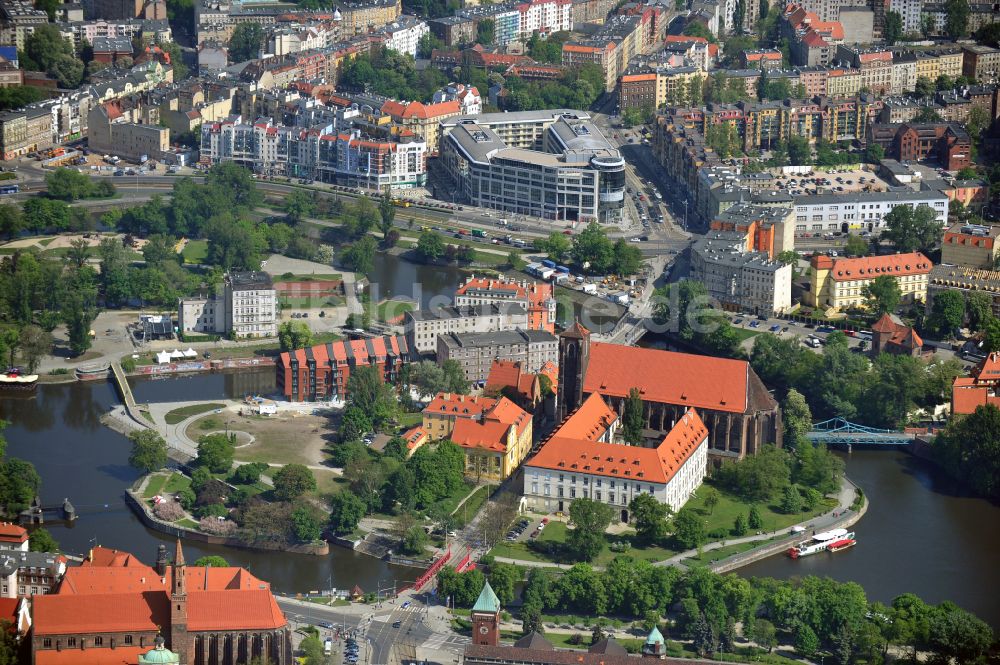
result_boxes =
[170,539,190,664]
[557,321,590,421]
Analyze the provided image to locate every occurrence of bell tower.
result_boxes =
[557,321,590,422]
[169,540,190,664]
[470,581,501,647]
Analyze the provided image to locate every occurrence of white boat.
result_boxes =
[787,528,855,559]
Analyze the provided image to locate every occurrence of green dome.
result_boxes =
[645,626,664,646]
[139,645,180,664]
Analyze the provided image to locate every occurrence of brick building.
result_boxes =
[557,324,781,461]
[276,334,411,401]
[952,352,1000,415]
[31,542,291,665]
[890,122,971,171]
[454,275,556,333]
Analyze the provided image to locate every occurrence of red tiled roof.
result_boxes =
[425,393,497,419]
[450,417,511,452]
[528,408,706,484]
[83,546,141,567]
[825,252,932,282]
[584,343,749,413]
[33,592,168,634]
[188,589,286,631]
[0,523,27,543]
[552,393,617,441]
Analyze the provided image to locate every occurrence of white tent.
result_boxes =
[156,351,172,364]
[183,348,198,358]
[170,349,184,359]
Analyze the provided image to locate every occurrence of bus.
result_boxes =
[0,184,19,196]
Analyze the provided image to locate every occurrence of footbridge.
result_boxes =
[807,417,915,447]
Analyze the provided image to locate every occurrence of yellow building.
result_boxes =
[422,393,533,481]
[941,222,1000,269]
[807,252,932,311]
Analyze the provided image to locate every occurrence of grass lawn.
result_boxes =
[274,273,343,283]
[731,327,761,342]
[452,485,490,528]
[279,295,344,308]
[684,481,837,535]
[196,416,224,432]
[434,482,480,517]
[177,518,199,529]
[163,472,192,495]
[375,299,414,322]
[165,402,225,425]
[397,412,423,429]
[315,469,349,497]
[143,473,168,498]
[684,538,780,565]
[182,240,209,264]
[490,521,682,567]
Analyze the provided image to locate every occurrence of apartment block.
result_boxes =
[807,252,932,310]
[404,303,529,355]
[437,329,558,384]
[691,231,793,315]
[941,223,1000,269]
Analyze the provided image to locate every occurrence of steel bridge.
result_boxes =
[806,417,915,446]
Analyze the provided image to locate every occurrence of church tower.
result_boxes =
[169,540,190,664]
[557,321,590,422]
[470,581,501,647]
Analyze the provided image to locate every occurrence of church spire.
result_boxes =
[174,539,185,567]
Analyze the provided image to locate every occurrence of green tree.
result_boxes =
[273,463,317,501]
[783,388,813,443]
[278,320,313,351]
[748,505,763,529]
[229,23,264,61]
[786,136,811,166]
[612,239,643,276]
[535,231,571,262]
[571,222,614,273]
[628,493,671,544]
[378,190,395,236]
[196,433,235,473]
[702,486,720,514]
[622,387,644,445]
[0,203,22,239]
[442,359,469,393]
[291,502,324,541]
[346,364,398,429]
[46,168,97,201]
[193,555,229,567]
[933,404,1000,499]
[966,291,993,331]
[779,484,803,513]
[750,618,776,653]
[417,230,445,262]
[929,604,993,663]
[862,275,902,315]
[128,430,168,472]
[477,18,495,44]
[794,624,820,657]
[926,290,966,338]
[568,498,613,562]
[884,9,904,43]
[732,512,747,536]
[329,490,366,534]
[342,235,378,276]
[944,0,970,39]
[844,234,869,257]
[488,561,519,604]
[672,506,705,549]
[29,527,59,553]
[865,143,885,163]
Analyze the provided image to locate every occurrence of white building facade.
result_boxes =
[791,190,949,234]
[691,232,793,315]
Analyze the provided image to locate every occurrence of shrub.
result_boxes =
[120,357,137,372]
[194,502,229,519]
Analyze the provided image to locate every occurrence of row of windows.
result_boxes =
[42,634,133,649]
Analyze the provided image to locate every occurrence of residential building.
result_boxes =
[427,15,475,46]
[837,46,893,95]
[790,188,948,234]
[888,0,921,32]
[379,98,460,155]
[951,352,1000,415]
[454,275,556,333]
[524,393,708,516]
[421,392,533,481]
[941,222,1000,269]
[91,0,165,20]
[618,65,703,111]
[691,231,793,315]
[806,252,932,310]
[276,334,412,401]
[87,101,169,163]
[0,550,66,598]
[557,324,782,460]
[0,106,52,159]
[200,115,428,189]
[91,35,134,63]
[563,10,659,92]
[404,303,529,354]
[709,203,795,257]
[788,0,866,22]
[741,49,783,70]
[0,524,27,552]
[177,271,276,339]
[962,44,1000,82]
[432,83,482,115]
[30,543,291,665]
[455,0,571,45]
[373,15,428,58]
[225,271,277,338]
[437,329,558,384]
[440,110,626,224]
[0,0,48,49]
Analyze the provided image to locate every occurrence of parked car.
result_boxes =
[769,324,782,333]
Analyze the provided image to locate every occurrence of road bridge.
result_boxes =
[807,417,915,447]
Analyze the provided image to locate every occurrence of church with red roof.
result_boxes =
[557,324,781,461]
[31,542,291,665]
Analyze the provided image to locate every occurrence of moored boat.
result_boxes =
[787,528,855,558]
[0,368,38,392]
[827,538,856,553]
